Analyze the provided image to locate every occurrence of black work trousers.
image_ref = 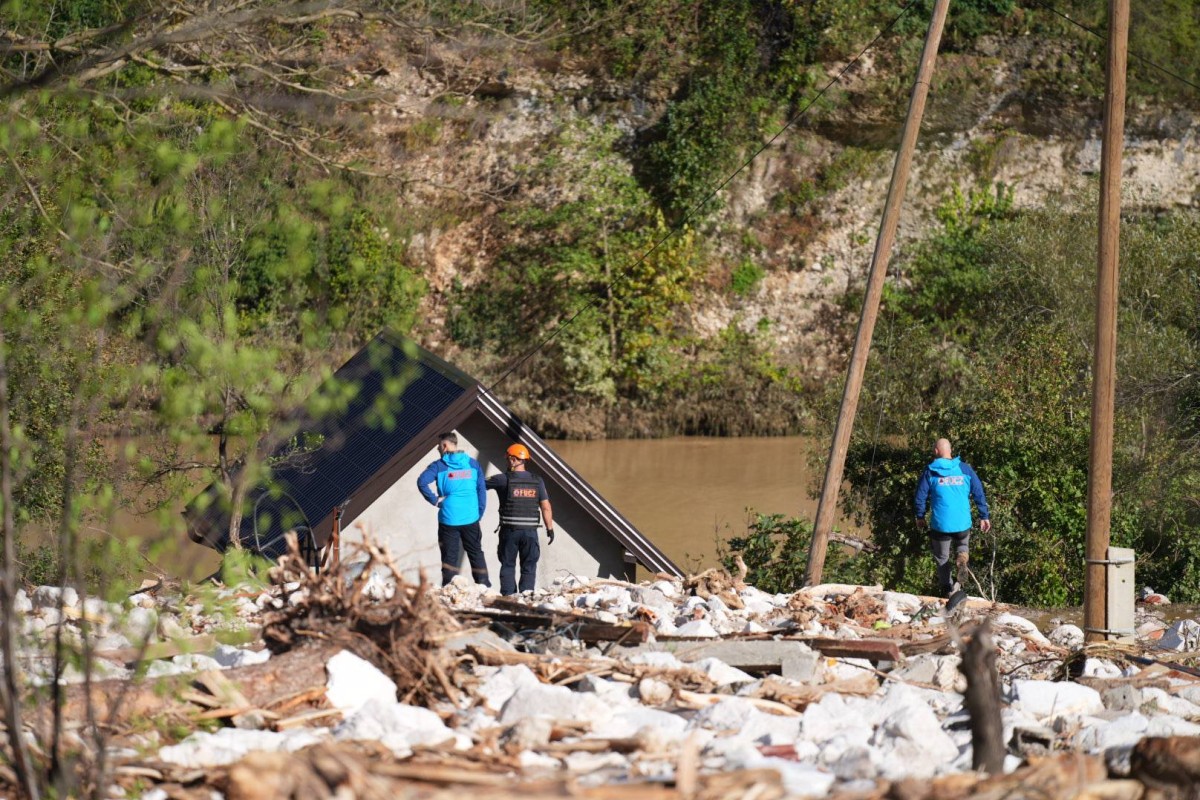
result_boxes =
[498,527,539,595]
[438,521,490,587]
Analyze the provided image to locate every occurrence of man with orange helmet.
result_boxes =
[486,442,555,595]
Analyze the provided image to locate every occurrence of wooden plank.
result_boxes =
[469,601,652,644]
[273,708,342,730]
[901,634,952,656]
[794,637,901,662]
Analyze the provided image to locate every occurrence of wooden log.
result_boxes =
[39,642,337,736]
[960,620,1004,774]
[1130,736,1200,795]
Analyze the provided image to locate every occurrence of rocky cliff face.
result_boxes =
[351,29,1200,382]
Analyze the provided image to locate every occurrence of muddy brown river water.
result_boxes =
[550,436,860,572]
[118,434,1200,627]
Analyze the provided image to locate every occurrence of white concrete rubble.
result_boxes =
[325,650,397,713]
[63,568,1193,799]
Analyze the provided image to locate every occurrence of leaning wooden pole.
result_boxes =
[1084,0,1130,643]
[804,0,951,586]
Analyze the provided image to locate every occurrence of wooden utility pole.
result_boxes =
[804,0,951,586]
[1084,0,1130,643]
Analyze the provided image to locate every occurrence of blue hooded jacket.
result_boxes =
[914,456,989,534]
[417,450,486,526]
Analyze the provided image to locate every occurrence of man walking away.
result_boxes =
[417,432,490,587]
[486,443,554,595]
[914,437,991,600]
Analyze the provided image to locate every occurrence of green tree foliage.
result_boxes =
[449,122,701,404]
[446,121,809,435]
[2,88,424,561]
[719,512,865,594]
[834,189,1200,605]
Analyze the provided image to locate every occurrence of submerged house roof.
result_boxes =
[184,330,682,577]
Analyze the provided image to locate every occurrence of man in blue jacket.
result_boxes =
[914,438,991,597]
[417,432,490,587]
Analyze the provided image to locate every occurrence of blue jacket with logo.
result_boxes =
[913,456,990,534]
[417,451,486,526]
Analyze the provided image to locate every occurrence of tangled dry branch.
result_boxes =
[263,534,464,707]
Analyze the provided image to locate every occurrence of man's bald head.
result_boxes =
[934,438,952,459]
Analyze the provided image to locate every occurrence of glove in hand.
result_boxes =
[547,528,556,545]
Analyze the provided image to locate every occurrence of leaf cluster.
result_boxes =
[836,188,1200,605]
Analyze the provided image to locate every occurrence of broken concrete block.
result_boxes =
[325,650,397,714]
[629,651,685,670]
[96,633,132,652]
[637,677,673,705]
[33,586,79,610]
[1174,684,1200,707]
[158,727,324,768]
[694,657,755,686]
[1012,679,1103,719]
[689,697,802,745]
[631,586,674,612]
[751,756,836,797]
[536,597,573,614]
[1073,712,1149,752]
[872,696,959,774]
[1157,619,1200,651]
[498,682,615,727]
[801,693,880,743]
[995,612,1051,644]
[889,653,964,692]
[1082,658,1125,679]
[588,707,688,742]
[12,589,32,615]
[123,607,158,640]
[476,664,541,712]
[649,580,680,598]
[575,674,638,704]
[827,744,880,781]
[1146,715,1200,737]
[882,591,922,614]
[1101,684,1143,713]
[822,656,873,682]
[672,618,715,638]
[334,698,460,756]
[212,644,271,669]
[1049,624,1085,648]
[502,717,553,750]
[1141,687,1200,719]
[144,653,224,678]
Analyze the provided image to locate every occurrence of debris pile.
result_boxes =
[6,544,1200,799]
[263,535,465,707]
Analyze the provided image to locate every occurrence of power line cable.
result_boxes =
[1022,0,1200,94]
[485,1,922,394]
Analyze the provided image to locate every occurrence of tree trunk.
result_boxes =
[0,330,42,799]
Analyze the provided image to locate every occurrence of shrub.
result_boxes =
[719,512,866,594]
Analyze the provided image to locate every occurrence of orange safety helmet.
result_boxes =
[506,443,531,461]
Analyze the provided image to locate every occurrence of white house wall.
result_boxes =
[342,412,630,588]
